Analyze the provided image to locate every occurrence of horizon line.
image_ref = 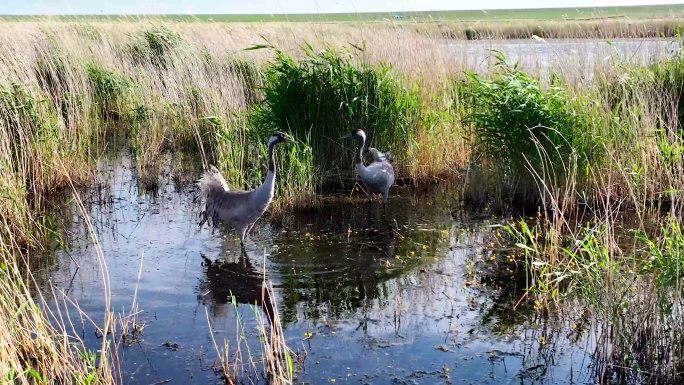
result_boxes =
[2,3,683,17]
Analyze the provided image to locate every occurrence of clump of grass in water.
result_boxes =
[83,61,172,189]
[459,50,600,208]
[246,40,421,192]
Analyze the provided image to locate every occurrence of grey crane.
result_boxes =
[343,128,395,215]
[196,132,296,248]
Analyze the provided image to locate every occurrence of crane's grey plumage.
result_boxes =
[343,128,395,214]
[369,147,391,162]
[196,132,295,247]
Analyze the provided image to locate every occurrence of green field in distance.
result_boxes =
[3,3,684,22]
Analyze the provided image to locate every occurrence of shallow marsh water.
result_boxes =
[34,148,612,385]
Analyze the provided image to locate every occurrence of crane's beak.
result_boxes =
[339,133,351,140]
[284,137,297,144]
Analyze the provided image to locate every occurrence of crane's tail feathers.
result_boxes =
[196,165,230,199]
[195,166,228,229]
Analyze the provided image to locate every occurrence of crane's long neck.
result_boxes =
[355,136,366,170]
[254,142,277,202]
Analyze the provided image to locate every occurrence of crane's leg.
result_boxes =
[238,226,248,252]
[239,245,248,264]
[381,193,393,230]
[381,192,389,219]
[367,194,373,229]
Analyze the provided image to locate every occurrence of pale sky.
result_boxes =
[2,0,684,15]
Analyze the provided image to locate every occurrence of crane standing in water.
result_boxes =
[196,132,296,248]
[343,128,395,216]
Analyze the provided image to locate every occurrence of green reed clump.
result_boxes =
[460,51,599,206]
[0,84,45,234]
[85,62,134,119]
[0,83,85,195]
[595,48,684,207]
[505,218,632,304]
[246,41,421,191]
[213,117,249,188]
[212,116,317,212]
[602,49,684,126]
[641,49,684,129]
[127,25,183,69]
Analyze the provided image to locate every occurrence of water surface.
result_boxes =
[43,150,599,385]
[445,37,680,81]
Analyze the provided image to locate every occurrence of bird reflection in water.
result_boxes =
[198,251,275,325]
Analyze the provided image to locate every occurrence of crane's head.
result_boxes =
[268,132,296,146]
[341,128,366,141]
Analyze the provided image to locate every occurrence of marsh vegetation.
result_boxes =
[2,16,684,384]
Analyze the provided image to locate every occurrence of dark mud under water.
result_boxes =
[40,150,601,385]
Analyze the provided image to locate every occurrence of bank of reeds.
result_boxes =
[0,178,119,384]
[425,17,684,40]
[491,79,684,379]
[452,35,684,382]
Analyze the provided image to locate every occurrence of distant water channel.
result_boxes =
[443,37,679,79]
